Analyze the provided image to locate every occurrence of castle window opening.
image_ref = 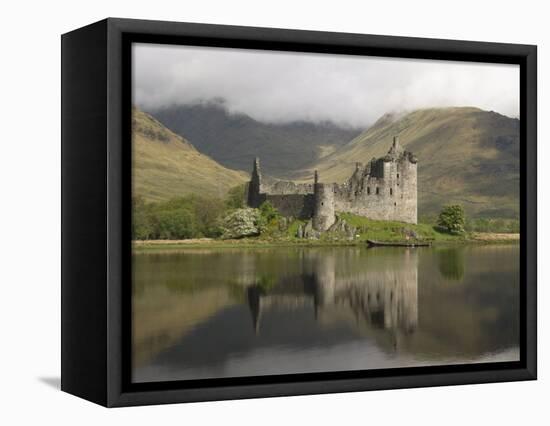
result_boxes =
[367,187,370,195]
[376,187,380,195]
[397,173,400,179]
[390,188,393,195]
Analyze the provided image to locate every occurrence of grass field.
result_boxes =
[132,107,247,202]
[133,213,518,251]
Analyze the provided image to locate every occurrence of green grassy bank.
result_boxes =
[133,213,518,252]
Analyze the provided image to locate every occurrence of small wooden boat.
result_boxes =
[366,239,431,248]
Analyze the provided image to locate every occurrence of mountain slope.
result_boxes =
[148,102,362,178]
[304,107,519,218]
[132,108,247,202]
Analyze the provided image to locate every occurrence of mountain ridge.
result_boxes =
[135,104,520,219]
[300,107,519,218]
[132,107,247,202]
[146,101,363,178]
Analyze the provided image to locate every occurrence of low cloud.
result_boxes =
[133,43,519,128]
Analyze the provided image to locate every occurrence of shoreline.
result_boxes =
[132,233,519,251]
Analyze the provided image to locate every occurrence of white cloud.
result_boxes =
[133,43,519,128]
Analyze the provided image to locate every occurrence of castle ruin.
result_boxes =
[247,136,417,230]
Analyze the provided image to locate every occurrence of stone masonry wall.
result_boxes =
[313,183,336,231]
[265,193,315,219]
[246,137,417,227]
[333,156,417,223]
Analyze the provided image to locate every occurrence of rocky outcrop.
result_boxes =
[296,215,356,241]
[328,216,357,240]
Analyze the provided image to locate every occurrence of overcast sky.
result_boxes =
[133,43,519,128]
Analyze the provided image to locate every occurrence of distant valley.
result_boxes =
[147,102,362,178]
[135,104,519,219]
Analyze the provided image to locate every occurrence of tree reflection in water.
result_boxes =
[132,245,520,383]
[437,248,465,281]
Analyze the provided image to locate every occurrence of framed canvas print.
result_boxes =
[61,18,537,407]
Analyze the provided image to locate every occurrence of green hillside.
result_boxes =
[302,107,519,218]
[148,102,361,178]
[132,108,248,202]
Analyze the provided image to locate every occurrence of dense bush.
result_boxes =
[421,210,519,234]
[155,209,197,239]
[465,217,520,233]
[225,184,248,210]
[218,208,262,239]
[132,195,225,240]
[258,201,280,222]
[218,202,283,240]
[132,185,275,240]
[133,197,152,240]
[437,204,466,234]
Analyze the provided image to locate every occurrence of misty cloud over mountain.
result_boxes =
[133,43,519,127]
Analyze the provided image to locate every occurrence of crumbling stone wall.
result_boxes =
[246,136,417,228]
[265,193,315,218]
[247,157,316,219]
[333,151,417,224]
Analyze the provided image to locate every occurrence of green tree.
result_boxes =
[437,204,466,234]
[225,184,248,210]
[181,195,224,237]
[259,201,280,222]
[132,196,154,240]
[131,192,260,241]
[155,209,197,239]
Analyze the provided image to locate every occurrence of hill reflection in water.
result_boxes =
[132,245,519,383]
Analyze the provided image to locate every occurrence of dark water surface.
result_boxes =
[132,245,519,383]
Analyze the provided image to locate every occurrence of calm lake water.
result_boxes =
[132,244,519,383]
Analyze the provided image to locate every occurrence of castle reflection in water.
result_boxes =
[244,249,418,339]
[133,245,520,382]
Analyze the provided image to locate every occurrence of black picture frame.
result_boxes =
[61,17,537,407]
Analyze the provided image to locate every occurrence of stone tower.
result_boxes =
[313,170,335,231]
[245,134,417,227]
[247,157,263,208]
